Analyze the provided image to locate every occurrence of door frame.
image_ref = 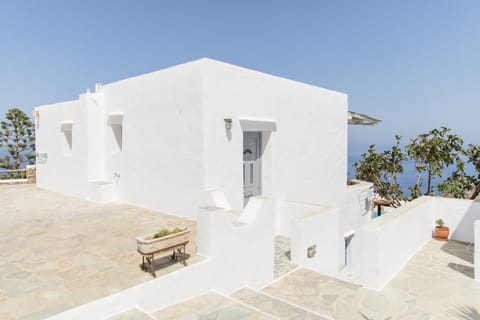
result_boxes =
[243,131,262,206]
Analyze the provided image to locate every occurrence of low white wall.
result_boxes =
[433,198,480,243]
[340,180,374,281]
[475,220,480,281]
[47,259,213,320]
[275,200,328,237]
[361,197,434,290]
[197,197,276,293]
[291,207,340,276]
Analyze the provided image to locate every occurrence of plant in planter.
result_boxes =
[434,218,449,241]
[136,227,190,276]
[153,227,184,239]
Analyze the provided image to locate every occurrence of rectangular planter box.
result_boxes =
[136,229,190,255]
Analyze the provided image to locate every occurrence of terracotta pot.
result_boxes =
[434,226,449,241]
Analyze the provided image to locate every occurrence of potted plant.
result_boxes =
[434,219,449,241]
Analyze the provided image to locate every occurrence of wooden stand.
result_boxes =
[138,241,189,277]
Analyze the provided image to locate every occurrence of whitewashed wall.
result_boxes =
[340,180,374,280]
[201,58,348,210]
[36,58,348,220]
[432,197,480,243]
[361,197,433,290]
[274,200,326,237]
[100,62,206,219]
[36,98,89,198]
[290,206,340,276]
[197,197,276,293]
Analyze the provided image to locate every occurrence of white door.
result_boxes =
[243,132,261,206]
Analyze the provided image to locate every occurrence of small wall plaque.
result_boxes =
[37,152,48,164]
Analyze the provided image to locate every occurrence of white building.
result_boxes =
[35,57,375,283]
[33,59,480,320]
[35,58,355,217]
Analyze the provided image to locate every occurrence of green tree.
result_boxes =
[353,135,406,206]
[406,127,463,196]
[437,144,480,199]
[0,108,35,169]
[466,144,480,199]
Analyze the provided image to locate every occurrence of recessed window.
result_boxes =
[111,124,122,152]
[61,121,73,156]
[108,113,124,153]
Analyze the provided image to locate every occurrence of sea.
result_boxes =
[0,148,473,196]
[348,152,476,197]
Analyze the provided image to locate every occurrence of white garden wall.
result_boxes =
[339,180,374,280]
[432,197,480,243]
[290,206,340,276]
[197,197,276,293]
[275,200,327,237]
[361,197,434,290]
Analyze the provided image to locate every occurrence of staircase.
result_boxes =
[106,287,331,320]
[231,287,330,319]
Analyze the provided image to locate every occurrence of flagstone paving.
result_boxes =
[263,240,480,320]
[231,287,328,319]
[0,184,197,320]
[152,292,276,319]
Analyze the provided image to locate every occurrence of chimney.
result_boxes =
[95,83,103,93]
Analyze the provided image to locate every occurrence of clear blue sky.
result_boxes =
[1,1,479,154]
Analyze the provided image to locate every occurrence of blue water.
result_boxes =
[348,154,475,197]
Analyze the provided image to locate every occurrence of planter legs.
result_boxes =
[139,254,156,277]
[138,242,189,277]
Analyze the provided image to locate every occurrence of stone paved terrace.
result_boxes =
[263,240,480,320]
[0,184,198,320]
[152,292,276,319]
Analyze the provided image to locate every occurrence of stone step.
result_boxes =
[106,308,156,320]
[262,268,368,319]
[231,287,330,320]
[151,291,277,319]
